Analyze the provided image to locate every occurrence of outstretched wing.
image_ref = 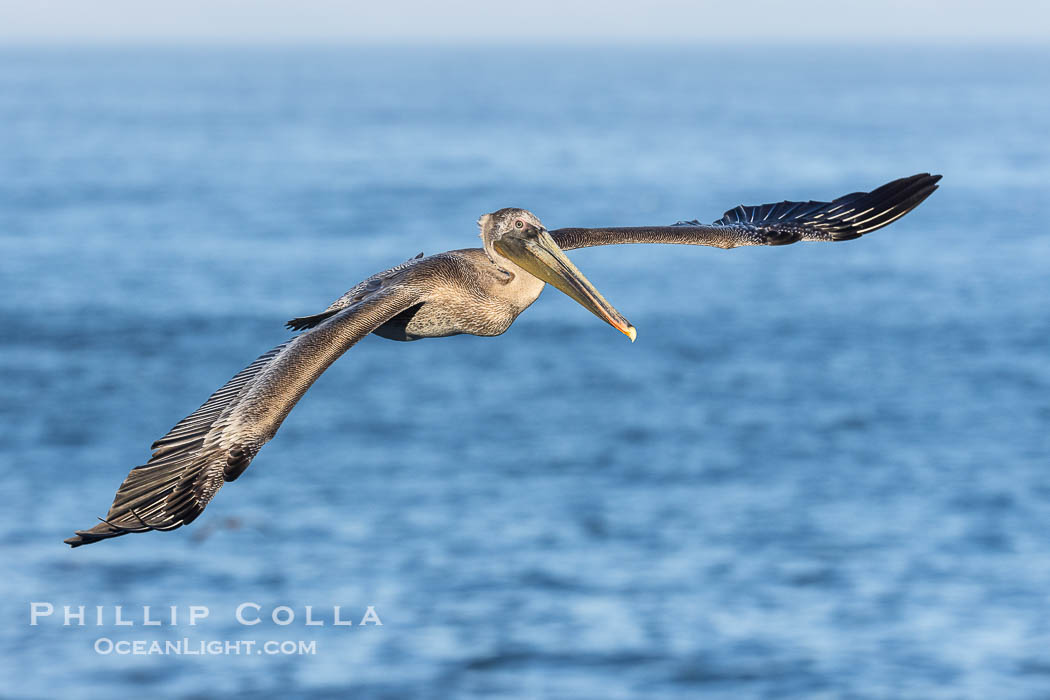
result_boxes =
[65,282,424,547]
[550,173,941,251]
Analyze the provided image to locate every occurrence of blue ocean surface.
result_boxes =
[1,45,1049,698]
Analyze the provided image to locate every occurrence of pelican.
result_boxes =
[66,173,941,546]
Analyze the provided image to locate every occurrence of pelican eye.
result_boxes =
[515,220,523,229]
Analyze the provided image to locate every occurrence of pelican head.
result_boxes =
[479,208,636,342]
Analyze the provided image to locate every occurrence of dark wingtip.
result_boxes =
[64,519,131,548]
[898,173,943,213]
[926,173,943,197]
[910,172,942,191]
[826,172,942,239]
[64,530,103,548]
[905,172,942,194]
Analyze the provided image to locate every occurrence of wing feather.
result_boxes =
[65,282,424,547]
[550,173,941,251]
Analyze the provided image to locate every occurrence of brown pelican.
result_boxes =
[66,173,941,546]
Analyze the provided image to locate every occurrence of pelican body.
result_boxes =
[66,173,940,546]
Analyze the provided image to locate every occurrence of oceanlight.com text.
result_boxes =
[94,638,317,655]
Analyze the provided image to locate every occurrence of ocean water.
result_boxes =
[1,45,1048,698]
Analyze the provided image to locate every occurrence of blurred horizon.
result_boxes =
[1,0,1048,44]
[1,36,1049,46]
[1,37,1049,49]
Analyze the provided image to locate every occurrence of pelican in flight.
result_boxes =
[66,173,941,546]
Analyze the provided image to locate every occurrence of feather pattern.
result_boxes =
[550,173,941,251]
[65,284,424,547]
